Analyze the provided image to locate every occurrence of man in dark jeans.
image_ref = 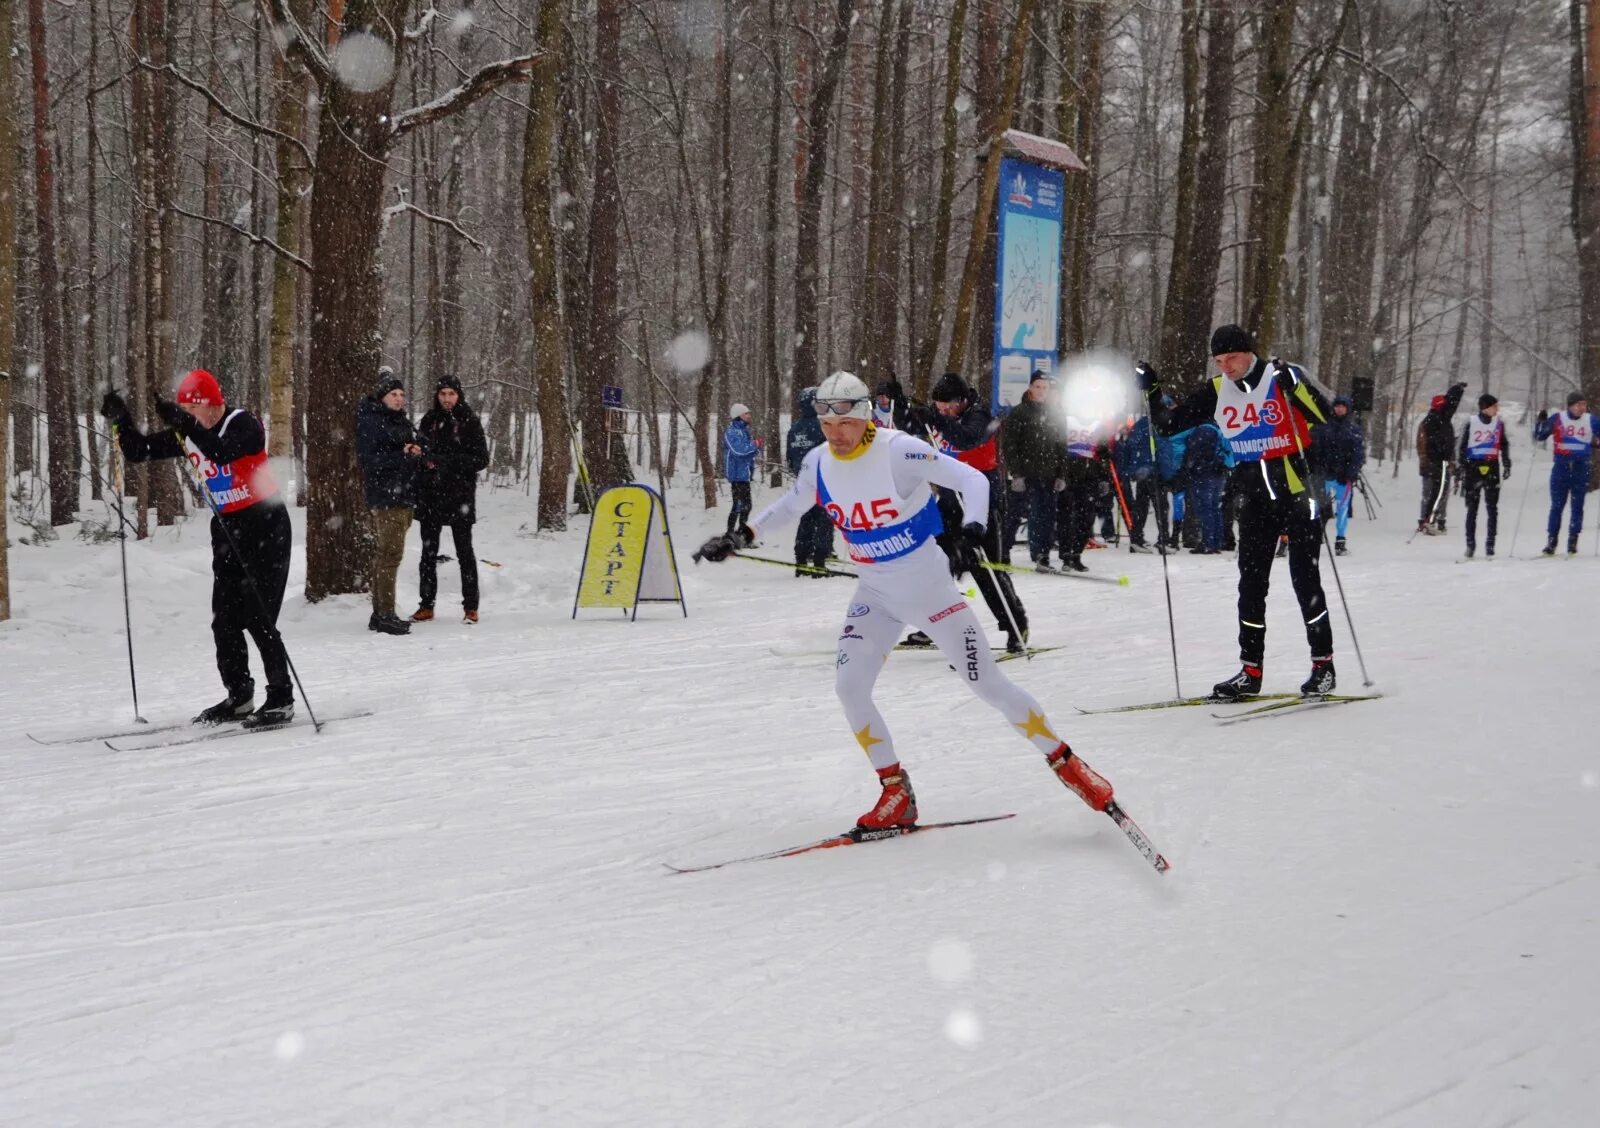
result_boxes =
[413,374,489,623]
[1417,381,1467,534]
[1000,370,1066,570]
[786,387,835,575]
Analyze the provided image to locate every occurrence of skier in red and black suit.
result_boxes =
[99,370,295,727]
[1144,324,1337,700]
[906,372,1028,652]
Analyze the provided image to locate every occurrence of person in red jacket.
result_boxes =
[99,370,295,727]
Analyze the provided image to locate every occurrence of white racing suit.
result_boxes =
[751,424,1067,770]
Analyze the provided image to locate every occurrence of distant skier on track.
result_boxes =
[1457,393,1510,559]
[1145,325,1338,700]
[99,370,294,728]
[691,371,1132,835]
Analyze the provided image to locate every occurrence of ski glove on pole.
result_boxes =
[693,527,754,563]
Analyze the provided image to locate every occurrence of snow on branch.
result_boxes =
[168,201,312,274]
[388,52,538,143]
[381,200,489,254]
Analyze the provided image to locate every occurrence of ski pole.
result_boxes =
[109,432,147,725]
[973,542,1031,660]
[1506,438,1540,557]
[1106,461,1137,541]
[730,550,857,578]
[1145,413,1182,701]
[173,441,322,731]
[1282,369,1373,687]
[1408,465,1450,544]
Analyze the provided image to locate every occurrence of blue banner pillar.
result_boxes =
[992,157,1065,413]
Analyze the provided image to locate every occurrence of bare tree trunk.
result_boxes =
[1572,0,1600,403]
[861,0,897,386]
[945,0,1037,375]
[268,19,307,457]
[1063,0,1102,350]
[27,0,75,525]
[792,0,857,393]
[1166,0,1236,385]
[0,0,14,618]
[524,0,572,530]
[586,0,628,486]
[1157,0,1201,374]
[760,0,784,486]
[912,0,966,399]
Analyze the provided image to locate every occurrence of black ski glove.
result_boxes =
[692,528,752,564]
[155,398,194,434]
[1536,409,1549,426]
[960,521,987,551]
[1135,361,1159,393]
[99,390,131,425]
[1503,463,1512,482]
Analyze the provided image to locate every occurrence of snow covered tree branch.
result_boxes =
[387,52,538,144]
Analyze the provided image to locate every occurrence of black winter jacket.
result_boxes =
[355,396,421,509]
[416,399,489,524]
[1000,397,1066,481]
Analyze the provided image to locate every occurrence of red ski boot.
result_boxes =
[1047,744,1113,812]
[857,764,918,830]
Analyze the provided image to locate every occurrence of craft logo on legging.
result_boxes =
[964,626,980,682]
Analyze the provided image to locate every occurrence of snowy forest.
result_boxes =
[2,0,1598,615]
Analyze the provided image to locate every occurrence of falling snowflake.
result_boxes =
[665,330,711,374]
[944,1008,982,1047]
[332,33,396,94]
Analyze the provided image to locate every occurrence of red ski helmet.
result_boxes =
[176,369,224,406]
[1430,394,1447,411]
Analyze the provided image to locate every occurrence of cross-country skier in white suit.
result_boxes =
[693,371,1123,830]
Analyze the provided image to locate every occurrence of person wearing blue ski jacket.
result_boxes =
[1532,390,1599,555]
[723,404,760,538]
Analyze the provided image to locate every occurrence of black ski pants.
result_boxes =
[935,483,1027,637]
[1419,464,1451,527]
[1461,470,1500,552]
[794,505,835,569]
[727,481,753,536]
[1055,480,1097,560]
[211,502,292,697]
[419,519,479,611]
[1235,484,1332,666]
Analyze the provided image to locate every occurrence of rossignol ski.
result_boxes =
[666,814,1016,874]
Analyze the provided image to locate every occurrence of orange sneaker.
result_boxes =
[1047,744,1113,811]
[410,607,434,622]
[857,764,918,830]
[463,610,479,624]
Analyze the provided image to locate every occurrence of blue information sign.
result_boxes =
[601,384,624,409]
[992,157,1064,412]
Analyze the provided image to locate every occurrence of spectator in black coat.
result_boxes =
[1310,395,1365,554]
[1416,381,1466,534]
[786,387,836,575]
[355,369,423,634]
[412,374,490,623]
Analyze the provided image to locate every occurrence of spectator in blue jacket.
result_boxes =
[1181,421,1230,553]
[355,370,423,635]
[1116,414,1159,552]
[785,389,835,575]
[723,403,760,538]
[1310,395,1366,555]
[1533,390,1600,554]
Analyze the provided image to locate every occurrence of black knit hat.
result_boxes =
[436,373,463,395]
[1569,389,1587,407]
[374,366,403,398]
[931,372,970,403]
[1209,324,1256,357]
[1478,393,1498,411]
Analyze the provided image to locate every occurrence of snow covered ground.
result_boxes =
[3,463,1597,1127]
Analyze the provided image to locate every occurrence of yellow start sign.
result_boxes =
[573,484,686,619]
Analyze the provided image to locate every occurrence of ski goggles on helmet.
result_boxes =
[815,398,869,418]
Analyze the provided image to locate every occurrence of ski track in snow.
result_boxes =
[3,463,1598,1126]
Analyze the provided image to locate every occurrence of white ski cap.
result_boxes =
[814,371,872,419]
[730,402,751,419]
